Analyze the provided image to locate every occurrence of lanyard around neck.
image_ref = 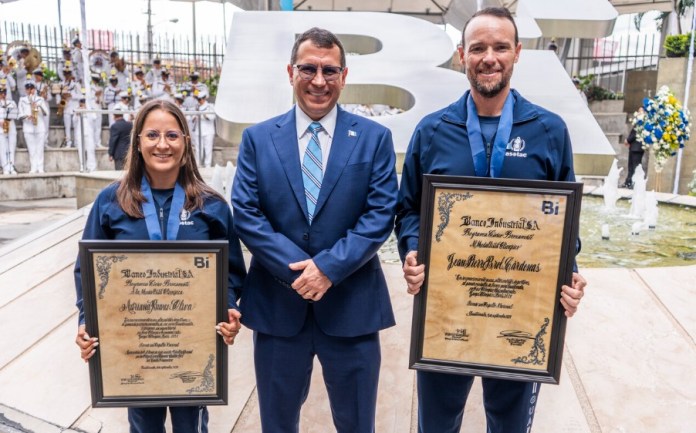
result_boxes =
[465,92,515,178]
[141,176,186,240]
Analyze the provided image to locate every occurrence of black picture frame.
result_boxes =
[410,175,582,384]
[79,240,229,407]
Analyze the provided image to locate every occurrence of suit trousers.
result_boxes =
[254,307,381,433]
[417,371,540,433]
[626,150,645,186]
[127,406,208,433]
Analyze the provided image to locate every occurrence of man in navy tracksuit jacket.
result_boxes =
[395,7,587,433]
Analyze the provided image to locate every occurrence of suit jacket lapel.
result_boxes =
[271,109,309,220]
[313,109,359,218]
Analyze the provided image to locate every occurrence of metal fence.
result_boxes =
[557,33,663,95]
[1,21,225,84]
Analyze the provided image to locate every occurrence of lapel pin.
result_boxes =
[348,130,357,137]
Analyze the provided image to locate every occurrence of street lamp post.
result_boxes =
[146,0,178,65]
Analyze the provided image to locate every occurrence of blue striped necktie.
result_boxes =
[302,121,323,223]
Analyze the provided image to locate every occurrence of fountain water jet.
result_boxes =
[603,159,622,211]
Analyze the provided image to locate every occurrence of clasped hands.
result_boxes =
[289,259,331,301]
[402,250,587,317]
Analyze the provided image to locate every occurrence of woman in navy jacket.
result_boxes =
[74,99,246,433]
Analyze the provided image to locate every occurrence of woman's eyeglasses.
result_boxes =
[139,129,186,144]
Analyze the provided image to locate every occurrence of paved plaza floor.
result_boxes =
[0,196,694,433]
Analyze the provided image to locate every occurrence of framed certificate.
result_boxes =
[79,240,229,407]
[410,175,582,384]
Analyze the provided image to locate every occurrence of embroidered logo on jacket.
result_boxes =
[506,137,527,158]
[179,209,194,226]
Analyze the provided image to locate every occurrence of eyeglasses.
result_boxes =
[139,129,186,144]
[293,64,344,82]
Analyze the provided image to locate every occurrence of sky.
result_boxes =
[0,0,667,46]
[1,0,240,41]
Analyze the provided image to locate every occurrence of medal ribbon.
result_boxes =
[141,176,186,240]
[465,92,515,178]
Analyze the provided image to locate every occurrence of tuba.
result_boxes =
[6,40,41,73]
[89,49,108,75]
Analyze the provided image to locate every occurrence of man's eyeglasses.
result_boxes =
[293,64,344,82]
[139,129,186,144]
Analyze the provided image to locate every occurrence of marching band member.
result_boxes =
[181,71,207,111]
[70,36,85,83]
[104,73,121,126]
[14,46,30,97]
[0,82,18,174]
[108,50,130,90]
[0,60,17,102]
[144,57,163,87]
[195,90,215,168]
[32,68,51,147]
[150,68,175,102]
[89,73,104,147]
[18,80,48,173]
[73,96,97,172]
[114,91,133,122]
[57,45,73,82]
[58,66,81,148]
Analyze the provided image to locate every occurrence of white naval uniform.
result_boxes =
[131,80,149,109]
[0,98,18,174]
[73,105,96,171]
[150,77,175,102]
[196,101,215,168]
[58,79,81,147]
[145,67,163,87]
[70,48,85,82]
[89,83,104,146]
[181,82,208,111]
[103,84,121,126]
[113,101,132,122]
[108,62,130,90]
[0,72,16,101]
[18,94,48,173]
[34,79,51,146]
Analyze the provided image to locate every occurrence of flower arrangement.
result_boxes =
[631,85,691,172]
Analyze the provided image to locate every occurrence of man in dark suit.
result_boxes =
[232,27,398,433]
[622,107,645,188]
[107,108,132,170]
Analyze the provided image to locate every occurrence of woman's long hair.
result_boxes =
[116,99,224,218]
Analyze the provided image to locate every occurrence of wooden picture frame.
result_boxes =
[410,175,582,384]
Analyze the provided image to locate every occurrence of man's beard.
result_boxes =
[468,69,511,98]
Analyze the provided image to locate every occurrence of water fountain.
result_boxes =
[644,190,659,229]
[210,164,225,197]
[628,165,647,218]
[602,159,622,210]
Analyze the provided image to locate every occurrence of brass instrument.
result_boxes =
[37,82,48,100]
[30,99,39,125]
[57,98,66,117]
[113,56,126,73]
[6,40,41,72]
[2,119,9,134]
[89,49,108,75]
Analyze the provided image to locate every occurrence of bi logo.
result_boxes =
[541,201,560,215]
[194,256,209,268]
